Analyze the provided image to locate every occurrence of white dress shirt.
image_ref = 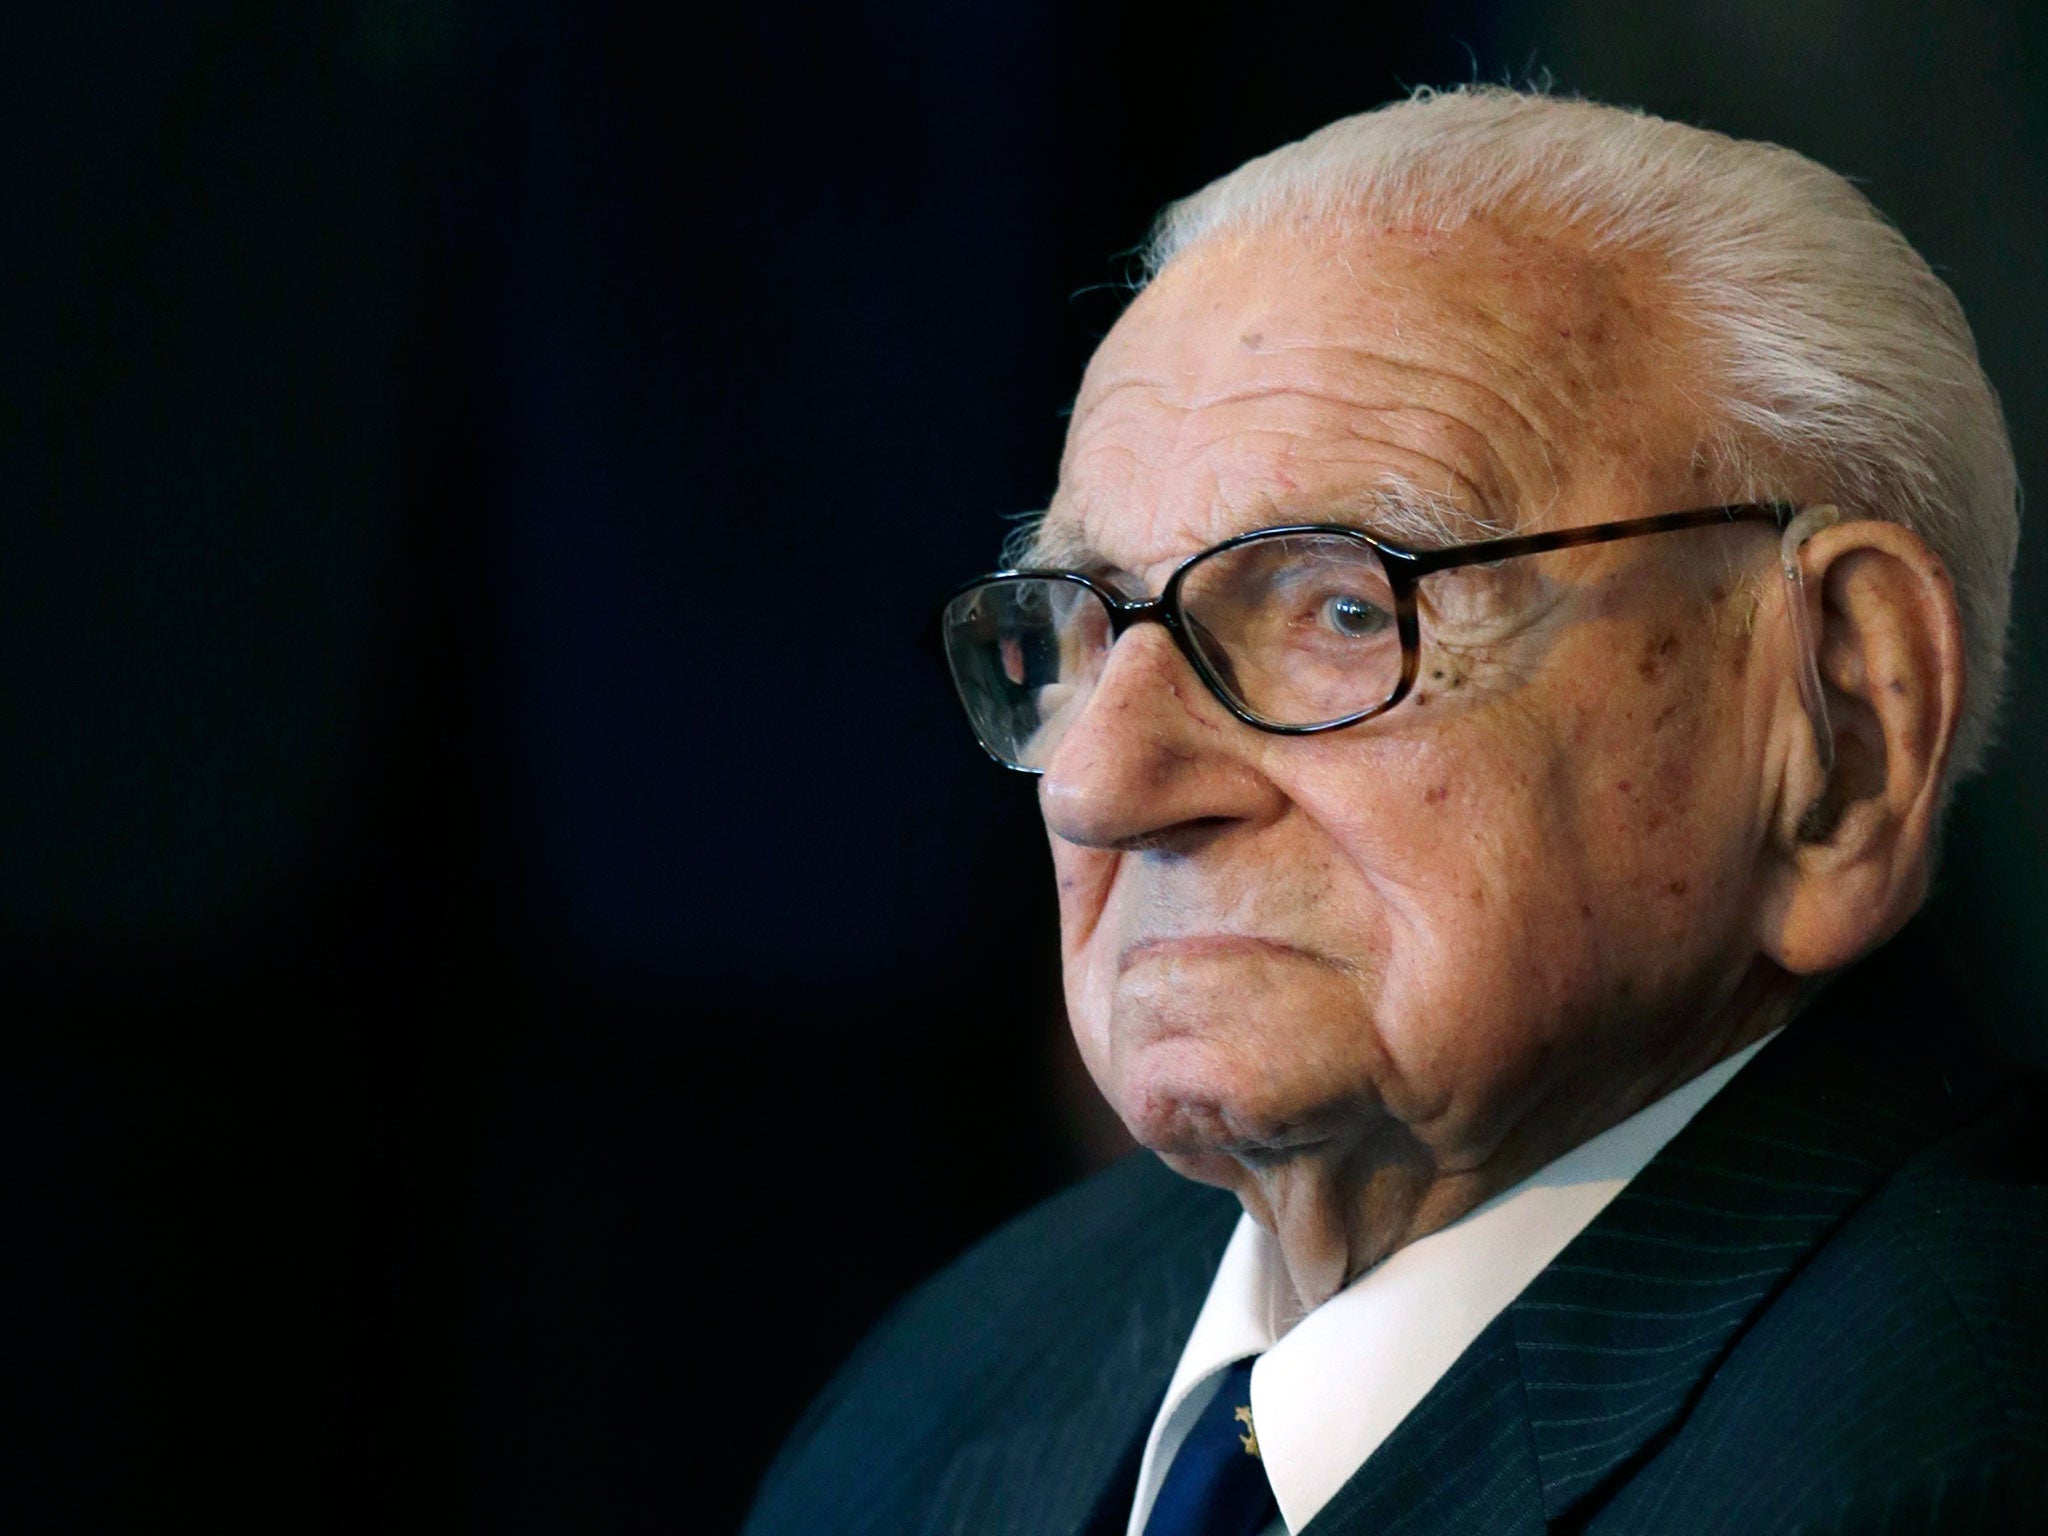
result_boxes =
[1127,1035,1777,1536]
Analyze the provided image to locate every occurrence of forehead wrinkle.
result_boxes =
[1066,370,1178,442]
[1054,385,1522,571]
[1029,457,1502,576]
[1082,350,1545,459]
[1296,254,1684,518]
[1292,342,1585,525]
[1076,345,1564,534]
[1394,257,1695,516]
[1424,337,1583,515]
[1176,396,1517,520]
[1324,406,1520,527]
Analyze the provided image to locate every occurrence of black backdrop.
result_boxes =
[7,4,2047,1531]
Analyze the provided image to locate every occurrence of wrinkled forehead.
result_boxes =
[1039,221,1703,576]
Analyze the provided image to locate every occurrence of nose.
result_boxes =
[1037,623,1283,851]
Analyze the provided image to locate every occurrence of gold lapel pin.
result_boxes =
[1233,1403,1261,1459]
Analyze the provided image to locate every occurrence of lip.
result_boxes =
[1117,934,1326,974]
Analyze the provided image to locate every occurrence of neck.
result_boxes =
[1215,965,1807,1315]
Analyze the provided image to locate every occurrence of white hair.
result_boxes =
[1143,86,2019,782]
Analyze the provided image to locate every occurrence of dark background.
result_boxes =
[6,3,2046,1530]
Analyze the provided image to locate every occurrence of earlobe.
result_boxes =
[1759,520,1965,975]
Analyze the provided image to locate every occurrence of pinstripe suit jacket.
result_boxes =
[744,929,2048,1535]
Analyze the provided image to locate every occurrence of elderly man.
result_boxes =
[745,89,2046,1535]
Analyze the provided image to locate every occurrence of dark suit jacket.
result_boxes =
[744,928,2048,1534]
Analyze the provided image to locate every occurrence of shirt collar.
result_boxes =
[1130,1034,1776,1535]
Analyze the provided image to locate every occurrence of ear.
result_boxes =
[1756,518,1966,975]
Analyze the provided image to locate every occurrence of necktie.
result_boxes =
[1143,1358,1278,1536]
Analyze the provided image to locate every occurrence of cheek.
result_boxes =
[1048,841,1112,942]
[1287,707,1562,925]
[1274,727,1584,1126]
[1278,635,1755,1136]
[1564,626,1760,925]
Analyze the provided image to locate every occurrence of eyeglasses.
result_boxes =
[940,501,1840,774]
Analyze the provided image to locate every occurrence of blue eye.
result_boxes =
[1319,592,1392,637]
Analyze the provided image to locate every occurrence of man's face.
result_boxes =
[1036,223,1791,1204]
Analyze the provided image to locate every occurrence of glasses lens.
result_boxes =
[1178,531,1402,727]
[942,577,1111,769]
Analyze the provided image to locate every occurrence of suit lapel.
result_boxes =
[1512,937,2003,1523]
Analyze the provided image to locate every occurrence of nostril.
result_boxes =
[1126,816,1236,854]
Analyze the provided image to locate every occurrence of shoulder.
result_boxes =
[742,1153,1237,1536]
[892,1149,1238,1342]
[1601,1092,2048,1533]
[840,1150,1235,1408]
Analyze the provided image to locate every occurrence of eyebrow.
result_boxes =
[1009,480,1512,571]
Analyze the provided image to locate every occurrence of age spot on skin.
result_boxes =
[1240,331,1263,349]
[1638,631,1681,683]
[1425,784,1450,804]
[1666,879,1690,897]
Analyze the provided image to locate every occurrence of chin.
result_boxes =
[1151,1146,1249,1193]
[1109,1042,1329,1162]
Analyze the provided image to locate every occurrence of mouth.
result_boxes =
[1117,934,1335,974]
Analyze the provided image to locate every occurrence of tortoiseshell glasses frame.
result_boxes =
[941,501,1833,774]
